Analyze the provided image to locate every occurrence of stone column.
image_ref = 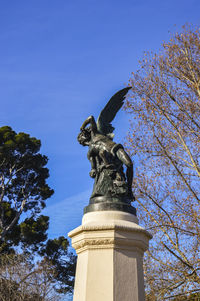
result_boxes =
[68,210,152,301]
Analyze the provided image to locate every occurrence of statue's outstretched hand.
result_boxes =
[89,169,96,178]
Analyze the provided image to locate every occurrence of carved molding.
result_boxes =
[72,236,148,254]
[69,223,152,240]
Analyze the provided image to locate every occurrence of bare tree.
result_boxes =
[0,253,60,301]
[125,24,200,299]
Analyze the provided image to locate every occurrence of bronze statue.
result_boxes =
[78,87,136,215]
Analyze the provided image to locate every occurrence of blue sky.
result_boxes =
[0,0,199,240]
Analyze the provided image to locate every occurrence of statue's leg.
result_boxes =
[116,149,134,199]
[99,149,109,166]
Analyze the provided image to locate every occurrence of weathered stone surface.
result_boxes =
[68,211,152,301]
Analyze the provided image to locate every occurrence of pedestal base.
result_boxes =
[68,211,152,301]
[84,196,136,215]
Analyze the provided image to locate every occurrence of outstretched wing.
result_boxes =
[97,87,131,137]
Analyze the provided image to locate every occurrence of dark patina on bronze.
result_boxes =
[77,87,136,216]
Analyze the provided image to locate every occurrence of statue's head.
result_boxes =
[77,128,91,146]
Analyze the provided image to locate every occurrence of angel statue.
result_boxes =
[77,87,136,215]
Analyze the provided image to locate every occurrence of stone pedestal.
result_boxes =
[68,211,152,301]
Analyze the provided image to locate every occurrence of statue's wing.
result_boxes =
[97,87,131,137]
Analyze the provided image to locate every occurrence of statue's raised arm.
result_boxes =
[77,87,136,215]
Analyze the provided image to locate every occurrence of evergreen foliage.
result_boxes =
[0,126,76,298]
